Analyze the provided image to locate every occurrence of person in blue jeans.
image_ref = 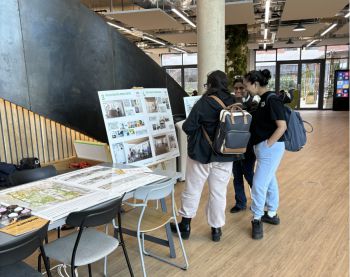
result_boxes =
[243,69,287,240]
[230,77,258,213]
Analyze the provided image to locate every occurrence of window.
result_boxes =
[184,68,198,93]
[161,54,182,66]
[277,48,300,61]
[166,68,182,87]
[256,50,276,62]
[301,46,325,60]
[183,53,197,65]
[326,45,349,59]
[255,62,276,91]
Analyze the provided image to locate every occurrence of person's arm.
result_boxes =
[182,101,202,136]
[267,120,287,147]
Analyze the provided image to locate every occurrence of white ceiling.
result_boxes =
[158,32,197,44]
[335,23,349,35]
[281,0,349,21]
[105,8,184,31]
[225,1,255,25]
[247,43,259,50]
[276,23,326,38]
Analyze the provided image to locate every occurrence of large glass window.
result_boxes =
[166,68,182,86]
[301,46,325,60]
[326,45,350,59]
[184,68,198,93]
[256,50,276,62]
[161,54,182,66]
[277,48,300,61]
[183,53,197,65]
[256,62,276,91]
[279,63,299,93]
[323,58,349,109]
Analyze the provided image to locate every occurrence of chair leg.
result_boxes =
[120,237,134,276]
[57,227,61,238]
[137,232,147,277]
[88,264,92,277]
[37,253,42,273]
[141,218,189,270]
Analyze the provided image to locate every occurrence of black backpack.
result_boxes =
[202,95,252,155]
[0,162,18,188]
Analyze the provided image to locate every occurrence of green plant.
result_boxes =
[225,25,248,88]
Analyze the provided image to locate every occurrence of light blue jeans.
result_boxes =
[251,140,285,219]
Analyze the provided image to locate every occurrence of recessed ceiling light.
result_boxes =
[293,22,306,32]
[265,0,271,24]
[345,11,350,18]
[306,39,318,47]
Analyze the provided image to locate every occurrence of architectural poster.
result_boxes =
[98,88,180,166]
[183,95,201,117]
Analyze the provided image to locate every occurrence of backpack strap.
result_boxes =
[201,126,219,155]
[209,95,227,109]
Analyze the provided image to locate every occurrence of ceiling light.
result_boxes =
[263,43,267,50]
[172,8,196,28]
[265,0,270,24]
[286,38,294,44]
[172,47,187,53]
[345,11,350,18]
[107,22,131,33]
[143,35,166,46]
[306,39,318,47]
[321,23,338,36]
[264,29,268,40]
[293,22,306,32]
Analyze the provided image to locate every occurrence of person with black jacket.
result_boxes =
[243,69,287,240]
[170,70,241,242]
[230,77,258,213]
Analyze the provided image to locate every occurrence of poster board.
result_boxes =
[183,95,201,117]
[98,88,180,166]
[73,140,112,162]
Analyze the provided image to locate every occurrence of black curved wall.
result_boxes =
[0,0,187,142]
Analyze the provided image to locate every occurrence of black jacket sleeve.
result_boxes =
[182,101,203,136]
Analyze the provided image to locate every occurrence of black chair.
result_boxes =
[0,222,52,277]
[43,194,134,277]
[10,165,57,186]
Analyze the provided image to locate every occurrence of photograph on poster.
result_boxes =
[104,101,125,118]
[112,143,127,164]
[168,134,177,149]
[153,134,170,155]
[126,137,153,163]
[145,97,158,113]
[131,99,143,113]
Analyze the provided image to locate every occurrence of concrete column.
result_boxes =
[197,0,225,94]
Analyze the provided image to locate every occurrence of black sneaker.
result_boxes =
[230,206,247,213]
[261,211,280,225]
[251,220,263,240]
[211,227,222,242]
[170,220,191,240]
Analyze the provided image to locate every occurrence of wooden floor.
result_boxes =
[26,111,349,277]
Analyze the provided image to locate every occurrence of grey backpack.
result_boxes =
[266,94,313,152]
[202,95,252,155]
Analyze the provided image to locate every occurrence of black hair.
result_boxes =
[233,77,244,86]
[244,69,271,87]
[205,70,230,95]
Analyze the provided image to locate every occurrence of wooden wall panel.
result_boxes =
[0,99,98,164]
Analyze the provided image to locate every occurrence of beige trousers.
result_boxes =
[178,157,233,228]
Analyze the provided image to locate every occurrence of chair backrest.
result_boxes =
[0,222,49,267]
[66,194,124,228]
[10,165,57,186]
[133,179,174,201]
